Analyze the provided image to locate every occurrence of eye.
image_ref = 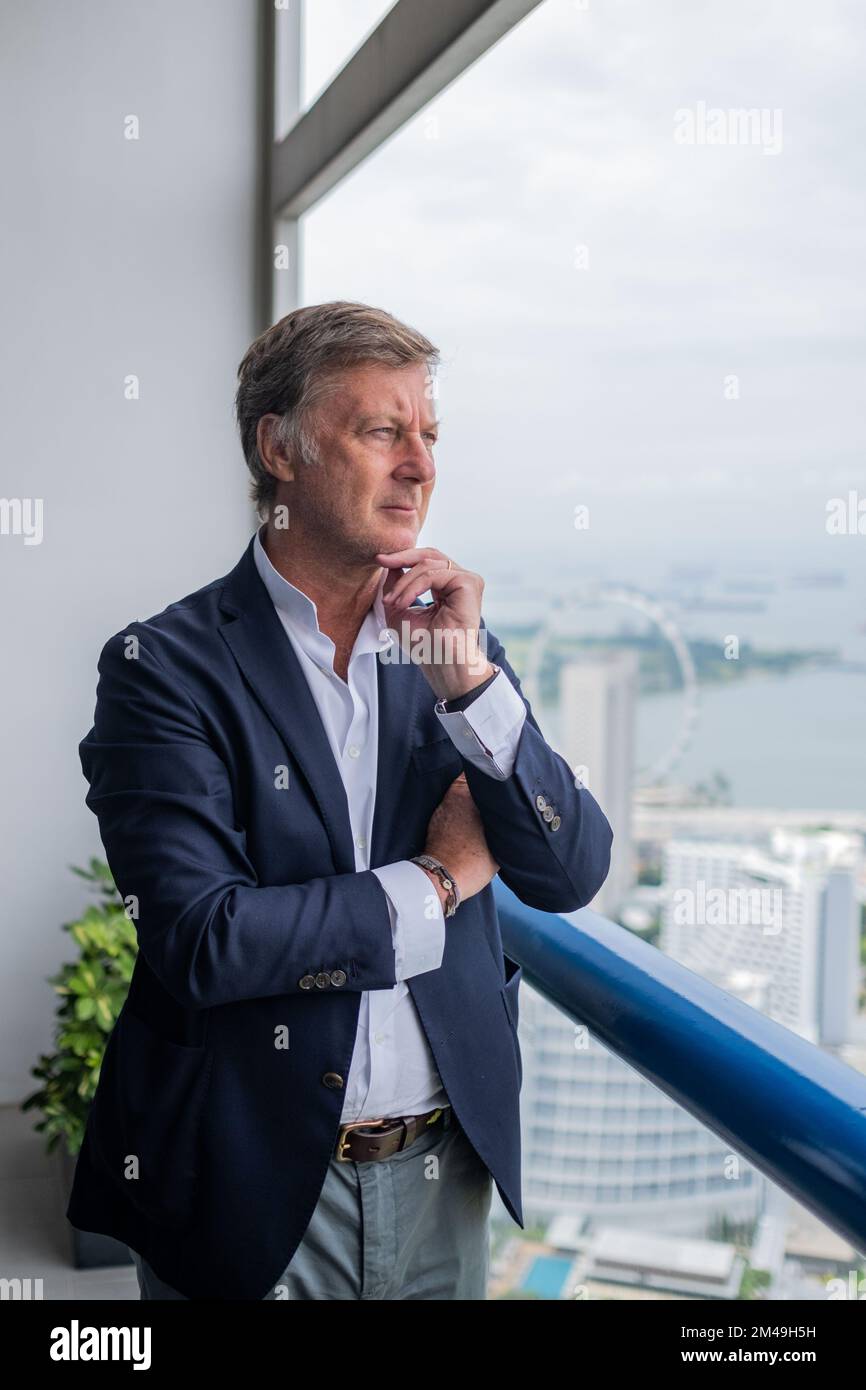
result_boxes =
[371,426,395,436]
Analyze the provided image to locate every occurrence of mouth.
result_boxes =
[381,505,417,514]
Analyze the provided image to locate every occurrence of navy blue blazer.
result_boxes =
[66,536,613,1299]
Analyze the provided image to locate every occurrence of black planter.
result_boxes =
[58,1142,134,1269]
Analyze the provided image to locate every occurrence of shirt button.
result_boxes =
[356,836,367,850]
[374,1033,385,1044]
[348,745,361,758]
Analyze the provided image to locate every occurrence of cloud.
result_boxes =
[303,0,866,567]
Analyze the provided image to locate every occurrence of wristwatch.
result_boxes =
[411,854,461,918]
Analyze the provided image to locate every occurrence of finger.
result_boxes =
[385,567,460,613]
[380,557,451,607]
[383,562,447,610]
[375,547,450,566]
[384,562,457,612]
[381,566,406,602]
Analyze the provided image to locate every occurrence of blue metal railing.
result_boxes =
[493,878,866,1254]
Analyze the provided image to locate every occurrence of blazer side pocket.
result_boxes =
[500,957,523,1088]
[88,1003,213,1231]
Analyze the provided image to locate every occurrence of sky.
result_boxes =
[298,0,866,593]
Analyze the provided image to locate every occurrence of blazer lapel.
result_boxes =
[217,538,430,876]
[218,539,356,875]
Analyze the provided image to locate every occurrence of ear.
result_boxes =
[256,414,296,483]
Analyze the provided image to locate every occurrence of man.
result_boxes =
[67,300,613,1300]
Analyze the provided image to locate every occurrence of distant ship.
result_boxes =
[723,578,776,594]
[669,566,715,583]
[680,597,767,613]
[791,571,846,588]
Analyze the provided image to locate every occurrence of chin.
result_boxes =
[374,517,419,553]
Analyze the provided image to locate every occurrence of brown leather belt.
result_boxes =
[334,1105,452,1163]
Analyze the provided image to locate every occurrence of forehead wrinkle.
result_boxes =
[334,364,438,430]
[356,409,440,431]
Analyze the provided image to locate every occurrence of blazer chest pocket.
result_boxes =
[411,735,464,775]
[88,1003,213,1231]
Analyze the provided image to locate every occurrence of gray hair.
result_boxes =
[234,300,440,518]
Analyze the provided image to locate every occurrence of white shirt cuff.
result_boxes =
[435,669,527,779]
[371,861,447,982]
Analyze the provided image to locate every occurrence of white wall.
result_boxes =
[0,2,261,1099]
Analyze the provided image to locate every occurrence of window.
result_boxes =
[301,0,399,111]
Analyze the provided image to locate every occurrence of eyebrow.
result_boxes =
[356,413,441,431]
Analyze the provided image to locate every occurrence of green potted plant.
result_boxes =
[21,857,138,1268]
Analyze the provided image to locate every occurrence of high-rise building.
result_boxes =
[511,982,763,1235]
[661,834,861,1046]
[557,651,638,919]
[502,828,861,1241]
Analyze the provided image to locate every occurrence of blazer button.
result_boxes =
[315,972,331,989]
[322,1072,344,1089]
[299,974,316,990]
[535,794,547,812]
[551,815,561,831]
[542,805,555,822]
[330,969,347,987]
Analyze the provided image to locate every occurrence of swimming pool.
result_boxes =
[520,1253,575,1299]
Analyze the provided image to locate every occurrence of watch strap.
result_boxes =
[435,664,500,715]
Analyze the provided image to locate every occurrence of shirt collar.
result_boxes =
[253,524,393,658]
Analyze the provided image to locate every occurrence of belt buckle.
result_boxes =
[335,1117,390,1163]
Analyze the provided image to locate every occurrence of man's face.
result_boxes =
[291,361,439,562]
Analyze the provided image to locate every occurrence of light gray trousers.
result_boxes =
[131,1109,493,1300]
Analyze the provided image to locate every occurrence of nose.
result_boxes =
[395,432,436,484]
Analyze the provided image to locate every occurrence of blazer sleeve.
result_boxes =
[78,627,399,1011]
[458,618,615,914]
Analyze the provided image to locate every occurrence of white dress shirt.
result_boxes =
[253,527,527,1121]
